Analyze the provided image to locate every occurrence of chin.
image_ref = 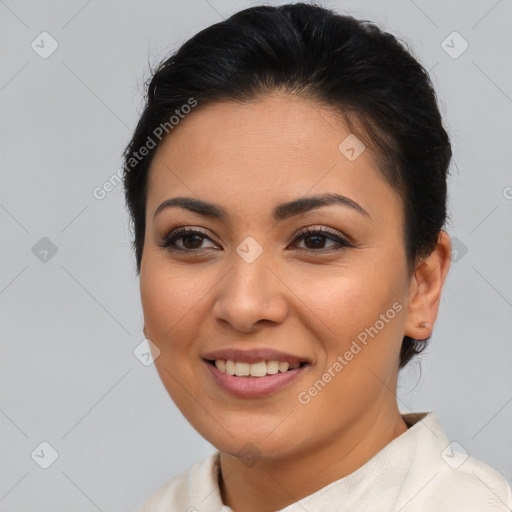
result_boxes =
[195,416,305,461]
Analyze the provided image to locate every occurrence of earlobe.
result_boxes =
[404,230,451,340]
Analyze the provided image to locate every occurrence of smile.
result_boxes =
[204,359,310,398]
[210,359,304,377]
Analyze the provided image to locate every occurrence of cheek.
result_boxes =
[295,259,401,333]
[140,260,208,346]
[140,261,210,412]
[291,272,405,421]
[293,258,406,377]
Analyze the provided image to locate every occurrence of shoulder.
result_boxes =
[398,413,512,511]
[426,455,512,511]
[135,451,221,512]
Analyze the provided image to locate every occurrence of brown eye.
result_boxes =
[180,233,206,250]
[157,227,219,252]
[290,228,352,253]
[157,225,352,255]
[302,233,332,250]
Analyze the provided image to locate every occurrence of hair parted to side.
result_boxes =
[122,2,452,369]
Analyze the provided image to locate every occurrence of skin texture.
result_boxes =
[140,92,451,512]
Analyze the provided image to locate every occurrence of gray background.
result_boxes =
[1,0,511,510]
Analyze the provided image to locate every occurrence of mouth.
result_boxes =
[204,358,309,377]
[203,358,311,398]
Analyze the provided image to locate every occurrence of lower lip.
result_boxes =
[204,360,309,398]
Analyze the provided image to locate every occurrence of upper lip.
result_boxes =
[202,348,310,365]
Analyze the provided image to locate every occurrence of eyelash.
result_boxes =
[156,225,353,254]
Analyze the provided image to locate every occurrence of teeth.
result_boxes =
[235,361,250,376]
[225,360,236,375]
[214,359,303,377]
[266,360,279,374]
[249,361,267,377]
[278,361,289,372]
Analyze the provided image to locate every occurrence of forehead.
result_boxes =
[151,93,362,169]
[146,93,400,224]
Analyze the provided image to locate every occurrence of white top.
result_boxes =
[136,412,512,511]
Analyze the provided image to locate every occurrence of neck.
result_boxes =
[218,403,408,512]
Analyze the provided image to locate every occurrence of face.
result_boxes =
[140,92,414,460]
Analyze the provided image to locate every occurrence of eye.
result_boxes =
[289,227,352,253]
[157,226,219,252]
[157,225,353,254]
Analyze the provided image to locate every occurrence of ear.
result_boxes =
[404,230,451,340]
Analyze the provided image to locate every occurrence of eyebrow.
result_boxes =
[153,193,371,222]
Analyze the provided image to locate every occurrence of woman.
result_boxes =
[123,3,512,511]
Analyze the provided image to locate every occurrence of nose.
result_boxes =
[212,248,288,333]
